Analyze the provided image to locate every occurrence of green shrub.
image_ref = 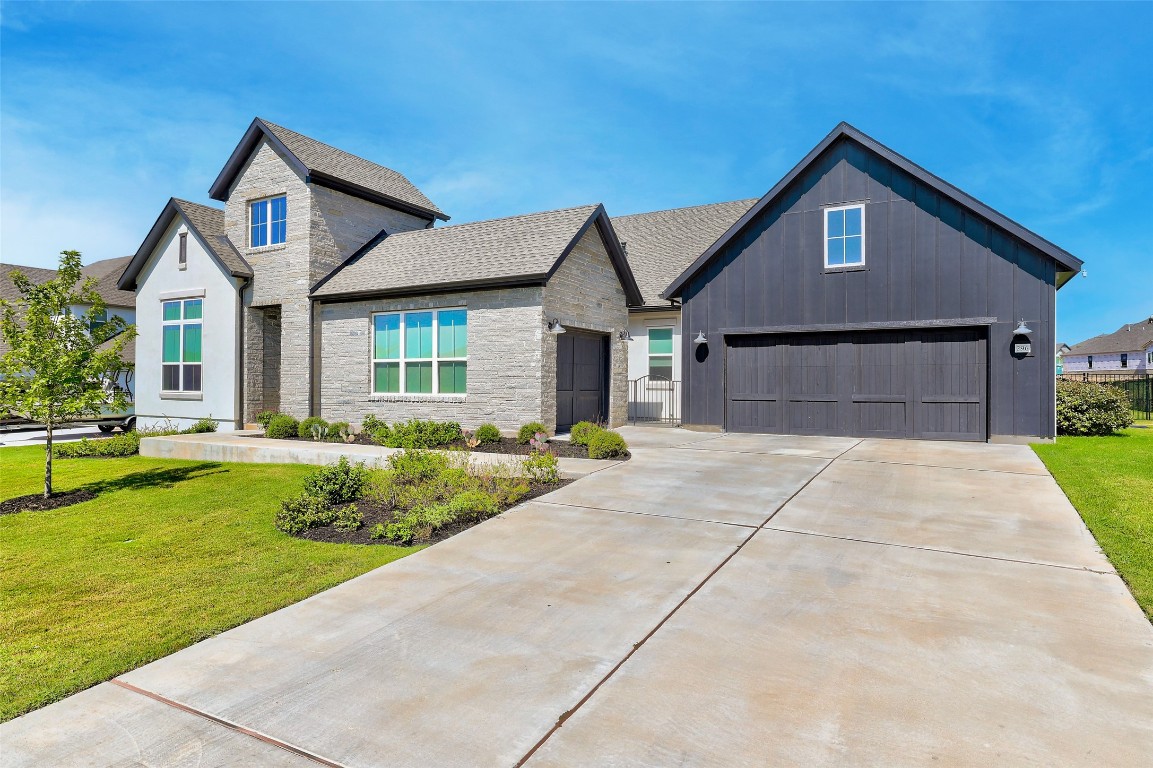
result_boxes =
[384,503,457,544]
[302,456,370,505]
[275,493,336,534]
[55,432,141,458]
[298,416,329,440]
[474,423,502,444]
[362,414,386,432]
[265,414,299,440]
[327,421,352,442]
[569,421,602,446]
[378,419,462,449]
[517,421,548,445]
[185,417,218,434]
[448,489,499,520]
[587,430,629,459]
[523,451,560,483]
[1056,379,1133,436]
[369,523,387,540]
[255,410,280,428]
[387,450,450,484]
[333,504,363,532]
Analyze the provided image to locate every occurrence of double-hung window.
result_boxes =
[162,299,203,392]
[825,204,865,267]
[89,308,108,334]
[648,327,674,382]
[250,195,287,247]
[1121,353,1128,368]
[372,309,467,395]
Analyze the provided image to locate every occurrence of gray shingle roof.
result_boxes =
[1067,318,1153,356]
[2,258,135,308]
[315,204,615,299]
[0,264,58,303]
[613,199,758,307]
[172,199,252,279]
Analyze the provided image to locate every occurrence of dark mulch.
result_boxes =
[0,488,98,515]
[299,478,572,545]
[249,432,629,460]
[251,433,379,446]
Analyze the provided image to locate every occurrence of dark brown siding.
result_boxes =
[681,137,1057,439]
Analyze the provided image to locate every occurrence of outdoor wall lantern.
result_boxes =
[547,318,566,334]
[617,329,634,342]
[693,331,708,345]
[1011,319,1034,358]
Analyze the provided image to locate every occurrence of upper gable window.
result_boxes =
[825,204,865,268]
[250,195,287,248]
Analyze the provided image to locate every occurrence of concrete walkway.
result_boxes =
[4,429,1152,767]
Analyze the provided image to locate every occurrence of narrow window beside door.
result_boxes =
[162,299,203,392]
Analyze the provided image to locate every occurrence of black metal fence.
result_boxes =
[1059,372,1152,421]
[629,376,681,425]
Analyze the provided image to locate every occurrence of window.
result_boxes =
[825,204,865,267]
[162,299,202,392]
[250,195,287,247]
[648,327,673,381]
[1088,355,1093,369]
[89,308,107,334]
[179,232,188,268]
[372,309,466,395]
[1121,353,1128,368]
[1147,349,1153,365]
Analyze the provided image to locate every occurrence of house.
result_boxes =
[1056,342,1070,375]
[119,118,1082,442]
[118,119,641,433]
[1062,318,1153,374]
[661,123,1083,443]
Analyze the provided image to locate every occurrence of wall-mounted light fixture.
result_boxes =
[693,331,708,345]
[1013,319,1033,336]
[547,318,566,334]
[1011,319,1034,358]
[617,329,634,342]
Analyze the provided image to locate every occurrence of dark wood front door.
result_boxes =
[725,327,987,441]
[556,330,608,431]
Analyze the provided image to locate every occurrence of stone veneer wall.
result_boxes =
[310,185,429,285]
[317,286,546,430]
[541,226,630,430]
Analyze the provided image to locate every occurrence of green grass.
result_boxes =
[1034,427,1153,621]
[0,446,416,721]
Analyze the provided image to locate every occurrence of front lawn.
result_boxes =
[0,446,415,721]
[1034,428,1153,621]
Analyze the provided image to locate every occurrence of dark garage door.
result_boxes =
[556,330,608,431]
[726,328,987,441]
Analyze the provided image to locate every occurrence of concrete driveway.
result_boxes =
[4,428,1152,767]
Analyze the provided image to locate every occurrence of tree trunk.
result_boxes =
[44,422,53,498]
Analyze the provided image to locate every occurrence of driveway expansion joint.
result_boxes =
[839,456,1049,477]
[533,499,761,529]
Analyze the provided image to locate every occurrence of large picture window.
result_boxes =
[250,195,287,247]
[825,204,865,267]
[373,309,467,395]
[162,299,202,392]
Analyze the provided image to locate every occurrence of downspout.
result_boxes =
[236,277,249,429]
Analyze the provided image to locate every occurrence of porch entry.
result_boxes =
[556,329,609,432]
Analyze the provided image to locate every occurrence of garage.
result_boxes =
[556,329,608,431]
[726,327,987,441]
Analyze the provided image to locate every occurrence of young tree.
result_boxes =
[0,251,136,497]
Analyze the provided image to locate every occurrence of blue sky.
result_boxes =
[1,2,1149,344]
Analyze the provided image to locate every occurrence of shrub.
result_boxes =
[255,410,280,428]
[587,430,629,459]
[384,503,458,544]
[569,421,602,446]
[303,456,370,505]
[518,421,548,445]
[523,451,560,484]
[362,414,386,433]
[55,432,141,458]
[265,414,299,440]
[185,417,218,434]
[474,423,502,444]
[379,419,462,449]
[448,489,499,520]
[369,523,387,539]
[1056,379,1133,436]
[327,421,352,442]
[333,504,363,532]
[275,493,336,534]
[298,416,329,440]
[387,450,450,484]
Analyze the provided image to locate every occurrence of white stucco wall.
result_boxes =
[1063,349,1150,373]
[134,217,243,431]
[626,309,681,422]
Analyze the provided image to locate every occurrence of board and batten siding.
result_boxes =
[680,137,1058,440]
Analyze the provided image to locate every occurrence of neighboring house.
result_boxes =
[118,119,641,433]
[1062,318,1153,374]
[1055,342,1070,375]
[613,200,756,422]
[662,123,1083,443]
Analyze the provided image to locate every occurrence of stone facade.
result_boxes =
[542,226,630,429]
[317,286,546,430]
[310,185,428,285]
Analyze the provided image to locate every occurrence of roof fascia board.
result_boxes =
[543,206,645,307]
[306,171,445,222]
[118,200,248,291]
[312,274,548,303]
[208,118,310,202]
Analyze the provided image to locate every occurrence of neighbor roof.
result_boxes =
[208,118,447,221]
[613,199,758,307]
[663,122,1085,300]
[2,258,135,308]
[313,203,643,305]
[119,198,253,291]
[1066,318,1153,356]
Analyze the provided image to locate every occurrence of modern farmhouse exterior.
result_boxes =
[662,123,1084,442]
[119,118,1081,441]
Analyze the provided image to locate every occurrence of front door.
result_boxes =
[556,330,608,431]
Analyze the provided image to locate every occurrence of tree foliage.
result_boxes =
[0,251,136,496]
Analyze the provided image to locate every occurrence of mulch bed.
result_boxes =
[249,433,629,460]
[252,433,379,446]
[299,478,572,545]
[0,489,98,515]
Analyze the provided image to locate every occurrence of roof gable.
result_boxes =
[1067,318,1153,356]
[663,123,1084,300]
[312,204,643,305]
[207,118,448,222]
[118,198,252,291]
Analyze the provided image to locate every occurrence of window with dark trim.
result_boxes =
[250,195,287,247]
[179,232,187,269]
[1088,355,1093,369]
[162,299,203,392]
[1121,353,1128,368]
